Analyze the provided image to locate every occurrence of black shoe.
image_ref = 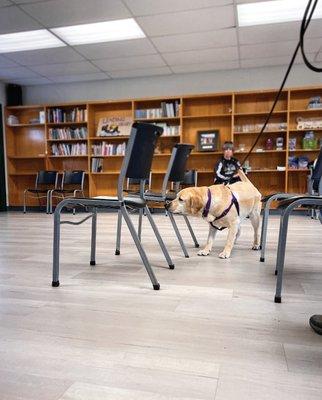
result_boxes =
[309,315,322,335]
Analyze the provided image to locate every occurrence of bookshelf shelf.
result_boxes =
[47,121,87,126]
[134,117,180,122]
[90,155,124,158]
[89,136,130,141]
[48,155,88,158]
[47,138,88,142]
[182,114,232,119]
[234,111,287,116]
[235,150,286,154]
[234,131,287,135]
[7,123,45,128]
[5,85,322,205]
[288,169,310,172]
[8,155,45,159]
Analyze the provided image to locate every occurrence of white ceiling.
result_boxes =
[0,0,321,85]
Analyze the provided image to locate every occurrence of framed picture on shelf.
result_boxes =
[96,116,133,137]
[197,130,219,152]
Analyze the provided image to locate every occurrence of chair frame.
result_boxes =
[48,170,86,214]
[23,171,59,214]
[273,196,322,303]
[52,123,174,291]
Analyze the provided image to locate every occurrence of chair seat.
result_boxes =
[52,189,76,194]
[94,195,146,209]
[144,191,176,202]
[26,188,51,194]
[278,195,322,209]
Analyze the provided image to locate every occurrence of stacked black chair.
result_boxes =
[52,122,174,291]
[48,170,85,214]
[143,144,198,258]
[23,170,58,214]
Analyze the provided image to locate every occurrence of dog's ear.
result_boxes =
[189,193,204,215]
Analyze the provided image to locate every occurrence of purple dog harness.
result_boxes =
[202,188,240,230]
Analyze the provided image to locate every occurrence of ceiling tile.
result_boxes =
[0,66,40,79]
[137,6,235,37]
[123,0,231,16]
[29,61,100,77]
[5,47,84,66]
[4,77,53,85]
[20,0,131,28]
[171,60,239,73]
[0,5,41,34]
[316,51,322,61]
[92,54,166,72]
[0,0,12,7]
[50,72,109,83]
[109,66,172,79]
[240,39,322,59]
[163,46,238,66]
[239,21,322,45]
[75,38,156,60]
[152,28,237,53]
[0,55,19,68]
[240,55,305,68]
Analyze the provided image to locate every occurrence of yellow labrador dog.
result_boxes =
[167,170,261,259]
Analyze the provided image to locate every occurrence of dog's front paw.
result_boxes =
[252,245,261,250]
[219,250,230,259]
[198,248,210,256]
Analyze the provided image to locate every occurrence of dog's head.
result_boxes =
[166,187,206,216]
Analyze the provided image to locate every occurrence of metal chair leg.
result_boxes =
[144,205,175,269]
[120,205,160,290]
[182,215,199,248]
[90,208,97,266]
[23,190,27,213]
[274,211,290,303]
[115,210,122,255]
[138,208,143,241]
[52,203,62,287]
[260,201,270,262]
[168,212,189,258]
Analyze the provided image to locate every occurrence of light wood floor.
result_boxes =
[0,211,321,400]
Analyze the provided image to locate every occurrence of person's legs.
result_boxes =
[309,315,322,335]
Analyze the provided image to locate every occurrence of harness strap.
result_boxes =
[202,187,240,229]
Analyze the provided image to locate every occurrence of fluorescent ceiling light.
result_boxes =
[238,0,322,27]
[51,18,145,45]
[0,29,65,53]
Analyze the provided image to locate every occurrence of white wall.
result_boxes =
[24,64,322,104]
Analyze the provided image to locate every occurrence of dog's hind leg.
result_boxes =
[198,225,217,256]
[235,224,241,243]
[249,201,261,250]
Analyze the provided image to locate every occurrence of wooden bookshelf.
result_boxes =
[4,85,322,206]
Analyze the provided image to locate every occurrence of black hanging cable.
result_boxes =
[241,0,321,166]
[300,0,322,72]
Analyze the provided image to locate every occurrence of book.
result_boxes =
[96,116,133,137]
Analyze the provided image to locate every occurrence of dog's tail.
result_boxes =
[238,169,262,198]
[237,169,251,183]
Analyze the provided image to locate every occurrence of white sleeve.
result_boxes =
[216,161,227,180]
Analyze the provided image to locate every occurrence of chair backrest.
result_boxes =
[182,169,198,187]
[117,123,163,199]
[161,144,194,195]
[62,170,85,190]
[311,146,322,192]
[36,170,58,188]
[126,171,152,192]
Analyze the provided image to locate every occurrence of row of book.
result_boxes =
[49,127,88,140]
[91,142,126,156]
[135,101,180,119]
[153,123,180,136]
[91,158,103,172]
[47,107,87,123]
[51,143,87,156]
